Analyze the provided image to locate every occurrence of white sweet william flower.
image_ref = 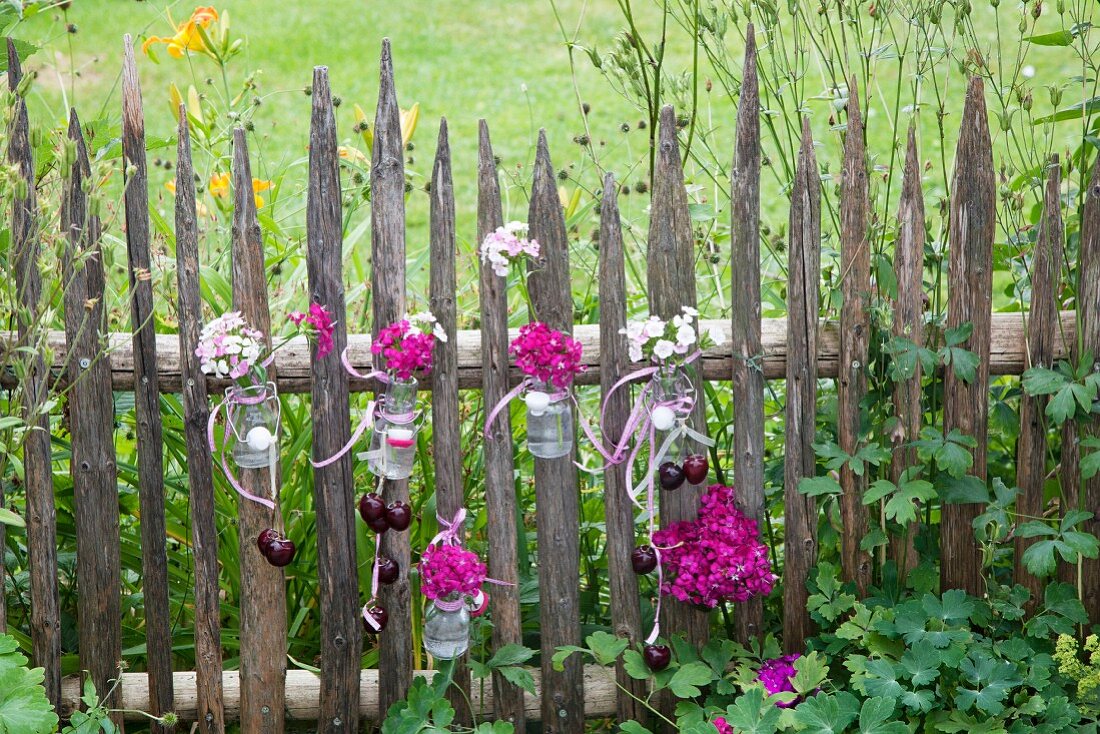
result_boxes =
[681,306,698,319]
[643,317,666,339]
[653,339,675,360]
[628,344,644,362]
[676,324,697,348]
[708,326,727,346]
[433,323,448,343]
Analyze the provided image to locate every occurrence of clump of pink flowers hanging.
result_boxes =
[652,483,776,608]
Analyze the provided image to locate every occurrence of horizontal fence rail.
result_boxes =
[1,312,1071,392]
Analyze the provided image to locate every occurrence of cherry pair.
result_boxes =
[358,493,413,533]
[257,528,296,567]
[657,454,708,490]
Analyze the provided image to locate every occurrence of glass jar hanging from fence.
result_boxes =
[525,379,573,459]
[649,363,708,489]
[228,382,281,469]
[423,593,471,660]
[366,375,420,480]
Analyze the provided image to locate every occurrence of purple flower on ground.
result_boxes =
[758,653,801,707]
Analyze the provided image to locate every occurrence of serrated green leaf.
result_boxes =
[498,665,536,696]
[724,687,783,733]
[800,476,843,498]
[586,631,628,666]
[858,696,905,734]
[623,650,652,680]
[791,691,859,734]
[487,643,535,668]
[668,662,713,698]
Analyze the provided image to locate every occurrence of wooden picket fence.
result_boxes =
[2,24,1093,734]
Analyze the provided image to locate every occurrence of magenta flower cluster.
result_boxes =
[652,484,776,608]
[372,320,435,380]
[758,654,801,707]
[509,322,584,389]
[712,717,733,734]
[289,303,335,359]
[420,543,487,600]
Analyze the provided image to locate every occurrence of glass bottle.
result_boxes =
[423,594,470,660]
[525,380,573,459]
[367,376,419,480]
[229,383,280,469]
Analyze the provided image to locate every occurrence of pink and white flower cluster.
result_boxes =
[509,322,584,390]
[196,311,266,384]
[621,306,725,364]
[652,483,776,608]
[289,303,336,359]
[479,221,540,277]
[420,543,487,600]
[758,653,801,707]
[372,311,446,380]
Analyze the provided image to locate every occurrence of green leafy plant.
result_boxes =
[0,633,58,734]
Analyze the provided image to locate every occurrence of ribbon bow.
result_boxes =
[207,383,280,510]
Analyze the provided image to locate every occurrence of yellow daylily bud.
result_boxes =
[559,186,581,219]
[187,85,204,127]
[354,104,373,152]
[169,83,183,119]
[400,102,419,148]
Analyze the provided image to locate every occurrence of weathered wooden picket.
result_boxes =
[4,23,1093,734]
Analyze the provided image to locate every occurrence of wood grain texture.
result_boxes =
[306,67,361,734]
[526,130,584,733]
[1014,155,1062,606]
[476,120,525,729]
[121,38,174,732]
[7,314,1074,393]
[429,118,472,724]
[837,78,872,596]
[783,118,821,653]
[62,109,124,729]
[1080,154,1100,620]
[59,666,621,723]
[6,38,61,711]
[597,174,647,723]
[647,105,710,648]
[371,39,413,716]
[730,27,764,643]
[173,105,226,734]
[941,77,995,597]
[889,126,925,577]
[231,127,287,734]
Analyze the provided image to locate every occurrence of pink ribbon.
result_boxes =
[483,378,531,440]
[207,386,278,510]
[310,347,392,468]
[363,529,384,632]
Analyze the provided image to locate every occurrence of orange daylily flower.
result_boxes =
[207,172,273,208]
[142,6,219,59]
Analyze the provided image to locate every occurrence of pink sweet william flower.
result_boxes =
[290,303,336,359]
[372,312,443,380]
[509,322,584,390]
[758,654,801,707]
[712,717,734,734]
[652,484,776,609]
[195,311,267,386]
[420,543,487,600]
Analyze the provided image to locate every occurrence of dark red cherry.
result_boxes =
[643,643,671,671]
[257,528,279,554]
[385,501,412,531]
[658,462,685,490]
[358,492,386,524]
[631,545,658,575]
[264,537,296,567]
[363,604,389,634]
[367,515,390,534]
[682,454,709,485]
[377,556,399,585]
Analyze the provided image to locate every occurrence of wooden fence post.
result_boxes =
[889,126,925,577]
[784,118,821,653]
[476,120,526,729]
[62,108,124,729]
[527,130,584,732]
[941,77,994,597]
[598,173,647,721]
[231,127,287,734]
[173,104,226,734]
[647,105,710,648]
[429,117,473,723]
[730,27,765,643]
[121,37,174,731]
[1079,155,1100,620]
[837,79,872,596]
[306,66,362,734]
[372,39,414,716]
[6,37,62,711]
[1014,155,1062,605]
